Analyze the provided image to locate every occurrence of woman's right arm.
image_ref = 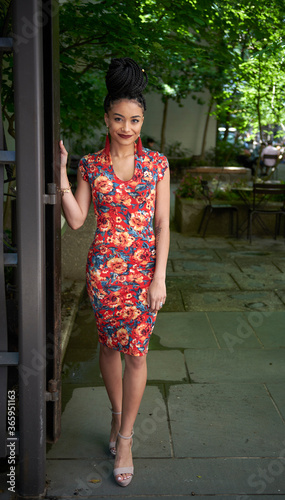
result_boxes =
[59,140,92,230]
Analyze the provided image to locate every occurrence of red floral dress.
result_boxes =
[79,146,169,356]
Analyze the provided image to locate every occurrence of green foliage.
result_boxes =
[2,0,285,154]
[58,0,208,150]
[189,141,243,166]
[205,141,242,167]
[175,173,204,199]
[176,172,249,201]
[165,141,192,158]
[168,157,191,178]
[58,0,285,153]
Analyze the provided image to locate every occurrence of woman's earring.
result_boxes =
[105,127,110,155]
[137,135,143,156]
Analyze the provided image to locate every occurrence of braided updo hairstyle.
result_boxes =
[104,58,148,113]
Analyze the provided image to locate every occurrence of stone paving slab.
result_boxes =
[131,385,172,458]
[231,271,285,291]
[234,259,281,274]
[206,312,262,349]
[44,497,285,500]
[45,457,285,497]
[177,237,236,250]
[169,273,239,292]
[266,383,285,421]
[170,247,220,260]
[184,349,285,383]
[276,290,285,306]
[61,281,86,359]
[45,230,285,499]
[65,300,97,351]
[47,386,171,460]
[154,312,218,348]
[62,210,96,281]
[168,384,285,458]
[273,259,285,273]
[247,311,285,347]
[169,249,212,260]
[161,281,185,311]
[171,235,208,249]
[173,259,239,274]
[147,350,188,381]
[216,247,284,261]
[182,290,284,312]
[62,359,101,386]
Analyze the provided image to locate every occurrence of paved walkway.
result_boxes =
[45,200,285,499]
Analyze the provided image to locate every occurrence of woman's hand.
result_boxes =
[147,277,166,313]
[59,140,68,170]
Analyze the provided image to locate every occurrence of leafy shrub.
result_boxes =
[175,173,204,199]
[176,173,250,201]
[190,141,244,167]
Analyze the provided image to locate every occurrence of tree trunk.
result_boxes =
[222,111,231,142]
[257,55,263,143]
[200,97,213,160]
[223,124,229,142]
[160,97,169,154]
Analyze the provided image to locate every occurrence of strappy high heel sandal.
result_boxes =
[113,431,134,487]
[109,409,122,457]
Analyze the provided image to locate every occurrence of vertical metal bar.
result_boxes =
[0,161,8,457]
[42,0,62,444]
[0,73,8,457]
[13,0,46,495]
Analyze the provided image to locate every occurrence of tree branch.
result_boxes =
[60,35,107,53]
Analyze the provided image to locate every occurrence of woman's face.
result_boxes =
[104,99,144,149]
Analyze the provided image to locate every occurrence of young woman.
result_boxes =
[59,57,170,487]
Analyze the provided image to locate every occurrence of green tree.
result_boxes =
[59,0,207,152]
[207,0,285,145]
[2,0,285,158]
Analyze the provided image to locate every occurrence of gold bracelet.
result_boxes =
[59,182,72,196]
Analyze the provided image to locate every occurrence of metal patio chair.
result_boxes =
[248,183,285,243]
[198,180,239,238]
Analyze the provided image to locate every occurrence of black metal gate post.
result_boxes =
[0,120,9,458]
[43,0,62,444]
[14,0,46,495]
[0,33,17,460]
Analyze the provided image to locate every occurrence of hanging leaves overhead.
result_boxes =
[1,0,285,151]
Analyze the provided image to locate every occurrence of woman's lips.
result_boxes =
[118,134,133,139]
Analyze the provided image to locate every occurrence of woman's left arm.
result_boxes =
[147,167,170,312]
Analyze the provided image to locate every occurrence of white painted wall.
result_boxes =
[143,91,216,156]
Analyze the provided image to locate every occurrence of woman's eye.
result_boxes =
[114,117,122,122]
[132,119,139,123]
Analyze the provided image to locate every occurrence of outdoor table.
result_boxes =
[231,183,283,238]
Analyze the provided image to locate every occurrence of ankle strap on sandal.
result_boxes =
[118,430,134,440]
[111,408,122,415]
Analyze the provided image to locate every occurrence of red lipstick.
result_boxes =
[118,134,132,139]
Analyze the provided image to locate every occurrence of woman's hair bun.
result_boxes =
[105,58,148,100]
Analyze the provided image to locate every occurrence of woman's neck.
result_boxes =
[110,142,135,159]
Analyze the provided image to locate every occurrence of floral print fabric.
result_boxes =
[79,146,168,356]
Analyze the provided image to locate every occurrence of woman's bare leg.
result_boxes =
[114,353,147,482]
[99,344,123,445]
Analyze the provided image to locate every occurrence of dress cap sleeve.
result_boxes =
[157,154,169,181]
[78,156,89,182]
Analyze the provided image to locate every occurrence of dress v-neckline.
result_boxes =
[109,151,137,183]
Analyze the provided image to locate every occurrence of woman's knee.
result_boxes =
[124,353,147,371]
[100,343,120,359]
